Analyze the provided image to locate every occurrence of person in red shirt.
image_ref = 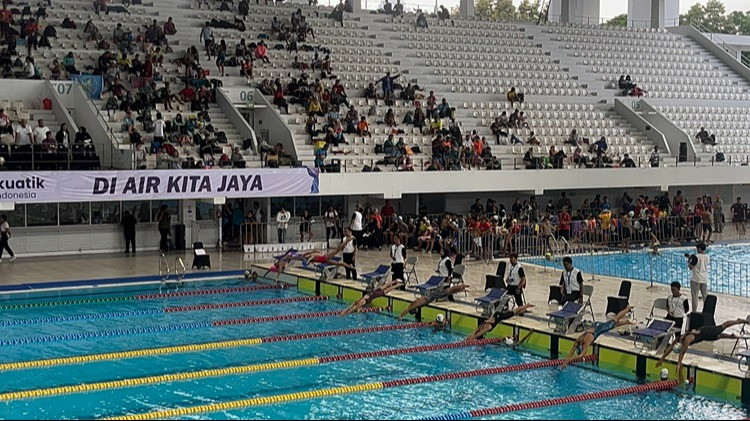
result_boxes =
[179,83,196,102]
[558,206,572,241]
[381,200,395,219]
[25,18,40,56]
[255,40,270,63]
[0,4,12,43]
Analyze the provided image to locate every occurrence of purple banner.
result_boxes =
[0,168,319,203]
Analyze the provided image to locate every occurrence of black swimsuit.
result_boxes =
[692,325,724,345]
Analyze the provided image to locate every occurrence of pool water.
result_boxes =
[527,244,750,297]
[0,278,745,420]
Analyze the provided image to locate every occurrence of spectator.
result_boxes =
[527,131,540,146]
[156,205,172,253]
[523,147,540,169]
[687,242,709,311]
[416,11,428,29]
[393,0,404,16]
[383,0,393,14]
[163,17,177,35]
[436,98,451,119]
[731,197,746,237]
[314,142,328,171]
[649,145,660,168]
[357,116,372,137]
[134,143,147,169]
[255,40,270,63]
[15,119,33,145]
[377,72,400,100]
[507,87,524,107]
[559,256,584,305]
[63,51,78,74]
[437,5,450,20]
[276,206,291,243]
[121,210,137,253]
[75,127,92,145]
[0,109,11,135]
[200,22,214,58]
[364,83,377,99]
[324,205,339,246]
[621,153,636,168]
[696,127,710,144]
[273,86,289,113]
[566,129,579,146]
[152,112,166,153]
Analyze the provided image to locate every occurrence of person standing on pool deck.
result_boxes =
[341,227,358,280]
[657,318,749,383]
[559,256,584,305]
[666,281,690,332]
[121,210,137,254]
[156,205,172,253]
[0,215,16,263]
[730,197,746,237]
[350,205,363,248]
[390,235,406,282]
[276,206,290,244]
[687,242,709,311]
[506,253,527,306]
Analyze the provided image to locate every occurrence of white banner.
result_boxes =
[0,168,319,203]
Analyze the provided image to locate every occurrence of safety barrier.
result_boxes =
[0,322,431,372]
[421,380,679,420]
[0,339,501,402]
[163,295,328,313]
[104,356,598,420]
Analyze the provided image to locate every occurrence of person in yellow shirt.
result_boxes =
[599,210,612,244]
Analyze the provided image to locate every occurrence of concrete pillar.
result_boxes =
[559,0,577,24]
[650,0,665,29]
[628,0,679,28]
[181,199,196,247]
[459,0,474,18]
[351,0,362,13]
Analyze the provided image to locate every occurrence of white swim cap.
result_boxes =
[244,270,250,277]
[504,338,515,346]
[628,211,635,217]
[660,368,669,381]
[436,314,445,323]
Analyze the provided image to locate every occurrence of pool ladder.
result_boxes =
[158,253,186,291]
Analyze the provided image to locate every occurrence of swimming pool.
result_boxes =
[527,244,750,298]
[0,277,745,420]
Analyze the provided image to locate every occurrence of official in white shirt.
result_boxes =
[390,236,407,282]
[342,227,358,280]
[506,253,527,306]
[559,256,584,305]
[688,242,710,311]
[666,281,690,332]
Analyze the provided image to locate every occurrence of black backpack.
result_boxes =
[43,26,57,38]
[715,152,725,162]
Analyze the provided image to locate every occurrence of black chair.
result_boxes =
[688,294,717,331]
[192,242,211,269]
[495,261,507,278]
[484,274,506,291]
[605,280,632,317]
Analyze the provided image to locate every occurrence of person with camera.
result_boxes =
[687,242,709,311]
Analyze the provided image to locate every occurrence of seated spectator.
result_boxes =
[0,109,10,135]
[436,98,451,119]
[41,131,57,153]
[438,5,450,20]
[508,109,520,128]
[572,146,588,168]
[397,154,414,171]
[384,108,396,127]
[49,59,62,80]
[416,11,428,29]
[510,132,523,145]
[364,83,377,100]
[527,131,540,146]
[33,119,50,143]
[273,87,289,113]
[523,147,540,169]
[232,147,246,168]
[134,143,147,169]
[163,17,177,35]
[707,134,717,146]
[507,87,524,107]
[314,143,328,171]
[566,128,579,146]
[357,116,372,137]
[413,103,426,133]
[621,153,636,168]
[696,127,710,144]
[255,40,270,63]
[75,127,92,145]
[307,97,324,117]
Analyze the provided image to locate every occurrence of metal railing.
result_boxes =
[239,219,327,246]
[158,253,170,281]
[0,143,101,171]
[690,21,750,70]
[175,257,186,281]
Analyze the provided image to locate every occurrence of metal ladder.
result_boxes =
[158,254,186,291]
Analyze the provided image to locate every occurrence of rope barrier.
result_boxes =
[421,380,679,420]
[0,309,164,327]
[0,322,431,372]
[0,339,501,402]
[104,355,598,420]
[0,296,133,310]
[135,284,284,300]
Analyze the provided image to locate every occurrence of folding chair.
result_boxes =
[633,318,675,354]
[414,275,449,297]
[451,264,466,284]
[605,280,631,318]
[547,302,585,334]
[687,295,717,331]
[738,349,750,373]
[404,256,419,285]
[361,264,391,290]
[731,314,750,356]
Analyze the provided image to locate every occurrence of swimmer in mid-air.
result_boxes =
[342,279,404,315]
[464,304,534,341]
[398,284,469,321]
[656,318,749,383]
[561,306,633,369]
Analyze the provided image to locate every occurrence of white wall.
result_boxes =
[628,0,679,28]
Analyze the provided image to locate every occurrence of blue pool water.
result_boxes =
[527,244,750,297]
[0,278,746,420]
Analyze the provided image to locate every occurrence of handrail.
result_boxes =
[690,21,750,70]
[158,253,170,282]
[175,257,186,281]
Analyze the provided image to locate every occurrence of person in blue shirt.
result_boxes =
[377,72,400,100]
[314,143,328,171]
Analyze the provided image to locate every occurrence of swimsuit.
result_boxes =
[312,255,329,264]
[576,319,616,354]
[692,325,724,345]
[365,288,386,305]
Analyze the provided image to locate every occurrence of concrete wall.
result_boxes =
[252,91,298,162]
[638,100,696,160]
[628,0,679,28]
[614,98,669,154]
[72,85,133,169]
[45,82,78,134]
[318,166,750,199]
[216,89,258,154]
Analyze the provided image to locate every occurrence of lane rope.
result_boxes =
[0,322,432,372]
[0,296,329,344]
[103,356,598,420]
[420,380,680,420]
[0,339,501,402]
[0,284,283,311]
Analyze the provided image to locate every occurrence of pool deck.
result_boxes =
[1,248,749,405]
